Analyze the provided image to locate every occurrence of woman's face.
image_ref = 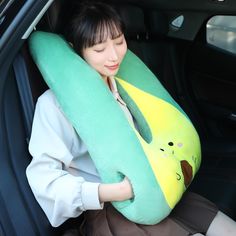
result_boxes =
[82,33,127,79]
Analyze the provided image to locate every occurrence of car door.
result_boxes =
[0,0,62,235]
[187,15,236,165]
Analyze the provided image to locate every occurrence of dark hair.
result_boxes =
[68,1,125,56]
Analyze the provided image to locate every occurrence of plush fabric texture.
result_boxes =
[29,31,201,225]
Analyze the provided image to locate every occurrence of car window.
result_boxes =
[207,15,236,54]
[0,0,26,37]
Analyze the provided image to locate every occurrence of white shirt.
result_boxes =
[26,77,135,227]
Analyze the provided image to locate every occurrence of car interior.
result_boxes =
[1,0,236,235]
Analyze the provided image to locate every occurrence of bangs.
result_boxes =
[84,19,124,48]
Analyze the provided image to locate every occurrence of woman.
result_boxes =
[26,2,236,235]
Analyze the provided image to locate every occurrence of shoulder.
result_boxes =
[36,89,66,116]
[33,89,74,134]
[37,89,60,108]
[35,89,68,123]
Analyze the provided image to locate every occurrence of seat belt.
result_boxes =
[13,52,35,144]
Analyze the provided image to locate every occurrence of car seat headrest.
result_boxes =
[117,5,147,39]
[148,11,168,36]
[39,2,148,40]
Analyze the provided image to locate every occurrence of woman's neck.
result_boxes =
[102,76,114,87]
[102,76,108,85]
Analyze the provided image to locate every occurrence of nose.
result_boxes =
[108,45,118,61]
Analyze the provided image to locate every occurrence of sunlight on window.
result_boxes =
[207,15,236,54]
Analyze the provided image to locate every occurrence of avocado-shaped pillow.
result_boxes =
[29,31,201,225]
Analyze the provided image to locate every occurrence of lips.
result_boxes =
[105,63,119,71]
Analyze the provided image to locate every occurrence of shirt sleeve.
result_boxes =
[26,91,103,227]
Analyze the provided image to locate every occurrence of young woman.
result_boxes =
[26,2,236,236]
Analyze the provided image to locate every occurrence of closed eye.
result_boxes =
[116,40,124,45]
[94,48,105,53]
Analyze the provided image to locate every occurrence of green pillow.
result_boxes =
[29,31,201,225]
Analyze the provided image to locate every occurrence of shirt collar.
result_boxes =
[107,76,127,106]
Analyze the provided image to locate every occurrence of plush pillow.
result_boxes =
[29,31,201,225]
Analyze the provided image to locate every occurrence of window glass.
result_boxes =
[207,15,236,54]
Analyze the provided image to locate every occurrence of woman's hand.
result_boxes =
[120,177,134,200]
[98,177,133,203]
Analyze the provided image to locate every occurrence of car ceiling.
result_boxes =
[105,0,236,41]
[110,0,236,13]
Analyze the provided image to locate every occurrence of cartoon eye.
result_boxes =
[176,173,181,181]
[168,142,174,146]
[160,148,164,151]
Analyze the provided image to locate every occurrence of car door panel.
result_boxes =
[0,65,59,235]
[187,38,236,158]
[0,1,63,235]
